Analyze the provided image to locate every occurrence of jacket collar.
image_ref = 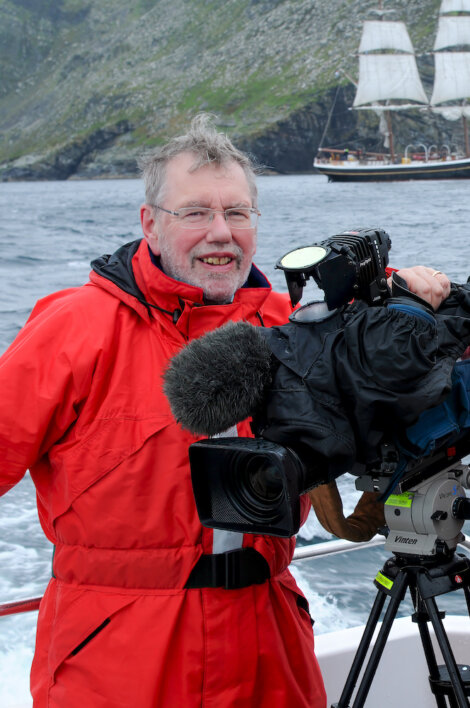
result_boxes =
[90,239,273,338]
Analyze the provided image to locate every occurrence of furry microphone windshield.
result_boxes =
[163,321,273,436]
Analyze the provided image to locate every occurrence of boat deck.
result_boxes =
[295,537,470,706]
[316,615,469,707]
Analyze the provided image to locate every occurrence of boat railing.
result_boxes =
[419,143,429,161]
[293,535,385,561]
[405,143,429,161]
[316,147,419,165]
[0,596,41,618]
[314,145,469,168]
[1,535,468,618]
[292,533,470,561]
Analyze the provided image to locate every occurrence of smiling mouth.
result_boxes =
[200,256,232,265]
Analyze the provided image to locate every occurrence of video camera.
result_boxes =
[164,228,470,552]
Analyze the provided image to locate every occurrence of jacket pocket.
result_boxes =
[48,415,172,523]
[296,593,314,626]
[277,568,315,632]
[46,581,137,679]
[70,617,111,656]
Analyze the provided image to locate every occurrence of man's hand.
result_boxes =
[308,482,385,542]
[389,266,451,310]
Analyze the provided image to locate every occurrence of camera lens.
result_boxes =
[244,457,284,502]
[225,452,286,523]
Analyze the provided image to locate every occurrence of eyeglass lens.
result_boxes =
[177,207,258,229]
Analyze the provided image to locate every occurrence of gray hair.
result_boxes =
[138,113,258,206]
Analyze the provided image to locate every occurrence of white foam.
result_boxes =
[67,260,90,269]
[290,562,350,635]
[0,647,33,707]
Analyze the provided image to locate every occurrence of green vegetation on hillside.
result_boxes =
[0,0,456,178]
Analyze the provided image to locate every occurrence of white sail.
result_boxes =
[353,54,428,107]
[440,0,470,13]
[430,52,470,106]
[354,19,428,109]
[359,20,415,53]
[434,16,470,49]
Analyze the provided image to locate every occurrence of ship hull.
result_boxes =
[314,157,470,182]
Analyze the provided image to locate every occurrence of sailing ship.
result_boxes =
[314,0,470,182]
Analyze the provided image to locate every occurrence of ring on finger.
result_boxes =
[431,270,442,277]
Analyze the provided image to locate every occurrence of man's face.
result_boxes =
[141,152,257,304]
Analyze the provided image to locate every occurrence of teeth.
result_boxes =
[201,257,231,265]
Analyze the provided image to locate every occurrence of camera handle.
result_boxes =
[331,553,470,708]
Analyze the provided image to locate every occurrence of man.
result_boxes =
[0,114,450,707]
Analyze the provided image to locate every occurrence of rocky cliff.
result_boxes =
[0,0,463,179]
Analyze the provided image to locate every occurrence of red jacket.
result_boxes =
[0,239,326,708]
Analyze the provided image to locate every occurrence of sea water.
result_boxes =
[1,174,470,705]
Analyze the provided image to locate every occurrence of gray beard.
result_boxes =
[158,244,251,304]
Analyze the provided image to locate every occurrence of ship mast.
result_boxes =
[430,0,470,158]
[379,0,395,159]
[352,4,428,160]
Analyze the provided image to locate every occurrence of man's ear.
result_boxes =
[140,204,160,255]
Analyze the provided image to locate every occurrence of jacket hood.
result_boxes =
[91,239,148,308]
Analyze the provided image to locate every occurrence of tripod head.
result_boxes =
[383,461,470,557]
[356,435,470,558]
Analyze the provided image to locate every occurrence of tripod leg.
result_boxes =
[351,570,408,708]
[417,579,470,708]
[441,572,470,708]
[334,589,387,707]
[410,586,448,708]
[415,621,449,708]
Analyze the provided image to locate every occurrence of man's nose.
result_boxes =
[205,212,232,241]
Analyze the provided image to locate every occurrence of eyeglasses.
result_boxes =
[154,205,260,229]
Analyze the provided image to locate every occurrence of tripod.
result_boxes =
[332,552,470,708]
